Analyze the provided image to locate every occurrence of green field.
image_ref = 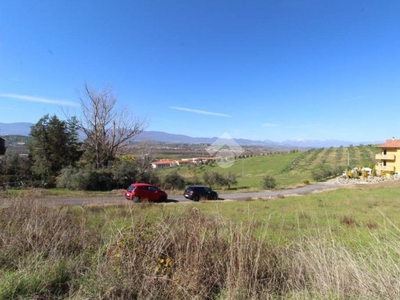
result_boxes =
[84,180,400,248]
[3,143,396,299]
[3,179,400,298]
[156,144,380,190]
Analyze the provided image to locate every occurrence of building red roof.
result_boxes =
[377,139,400,148]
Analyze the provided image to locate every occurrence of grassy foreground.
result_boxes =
[2,180,400,299]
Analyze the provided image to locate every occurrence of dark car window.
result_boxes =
[127,186,135,192]
[148,186,158,192]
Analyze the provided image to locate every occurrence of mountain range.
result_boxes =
[0,122,382,148]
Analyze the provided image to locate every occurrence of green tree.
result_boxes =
[224,172,237,189]
[203,170,218,189]
[164,171,185,190]
[203,170,232,189]
[0,153,32,186]
[28,115,81,184]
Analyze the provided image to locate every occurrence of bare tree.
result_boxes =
[133,139,157,175]
[79,83,146,168]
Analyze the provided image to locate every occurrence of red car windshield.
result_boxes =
[127,186,135,192]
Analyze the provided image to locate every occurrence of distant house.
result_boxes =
[176,159,193,166]
[375,138,400,174]
[198,157,217,164]
[151,159,178,169]
[0,137,5,155]
[151,156,218,169]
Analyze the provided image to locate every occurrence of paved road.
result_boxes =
[218,181,340,200]
[8,180,342,206]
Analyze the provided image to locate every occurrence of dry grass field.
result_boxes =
[2,177,400,299]
[2,144,395,299]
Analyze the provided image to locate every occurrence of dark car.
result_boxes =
[184,185,219,201]
[125,183,168,202]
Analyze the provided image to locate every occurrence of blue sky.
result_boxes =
[1,0,399,143]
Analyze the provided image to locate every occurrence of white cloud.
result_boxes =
[341,96,367,103]
[170,106,231,117]
[0,93,79,107]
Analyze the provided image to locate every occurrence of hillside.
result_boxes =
[2,135,30,154]
[156,145,381,190]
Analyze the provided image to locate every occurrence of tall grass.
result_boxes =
[0,199,100,299]
[2,195,400,299]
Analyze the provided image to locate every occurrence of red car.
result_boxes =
[124,183,168,202]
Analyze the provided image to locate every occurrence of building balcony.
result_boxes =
[375,165,395,172]
[375,154,395,160]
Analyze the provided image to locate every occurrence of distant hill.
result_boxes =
[136,131,277,147]
[135,131,381,148]
[2,135,30,144]
[0,122,382,148]
[278,139,380,148]
[0,122,32,136]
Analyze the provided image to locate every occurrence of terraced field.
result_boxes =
[157,145,381,190]
[287,145,378,171]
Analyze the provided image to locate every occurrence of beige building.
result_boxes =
[375,138,400,174]
[151,159,177,169]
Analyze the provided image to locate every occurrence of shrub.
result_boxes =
[362,170,368,179]
[312,165,343,182]
[57,164,161,191]
[311,169,327,182]
[262,175,276,189]
[164,171,185,190]
[110,160,139,188]
[57,167,114,191]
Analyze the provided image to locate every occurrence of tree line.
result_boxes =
[1,83,279,192]
[0,83,149,190]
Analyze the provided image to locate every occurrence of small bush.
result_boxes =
[163,171,185,190]
[341,215,358,227]
[262,175,277,189]
[362,170,368,179]
[312,165,344,182]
